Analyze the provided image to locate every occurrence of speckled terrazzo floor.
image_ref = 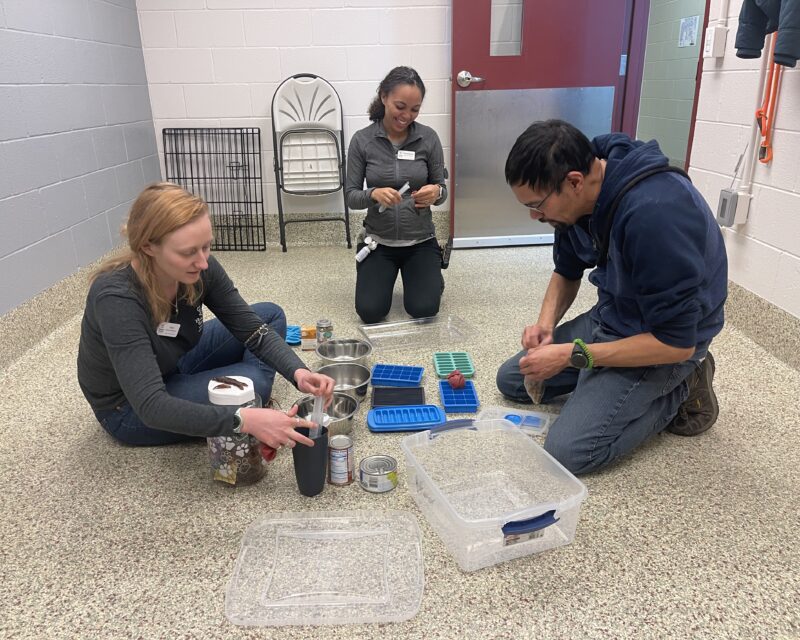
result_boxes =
[1,244,798,639]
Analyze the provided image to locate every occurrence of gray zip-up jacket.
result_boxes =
[345,120,447,242]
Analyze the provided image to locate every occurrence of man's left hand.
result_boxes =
[519,343,572,380]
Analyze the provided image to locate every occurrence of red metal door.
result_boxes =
[451,0,642,245]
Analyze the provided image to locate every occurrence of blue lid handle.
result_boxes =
[429,419,476,437]
[502,510,559,536]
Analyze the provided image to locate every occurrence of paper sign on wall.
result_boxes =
[679,16,699,47]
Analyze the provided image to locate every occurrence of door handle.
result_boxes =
[456,70,485,88]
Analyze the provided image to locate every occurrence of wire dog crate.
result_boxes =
[163,128,266,251]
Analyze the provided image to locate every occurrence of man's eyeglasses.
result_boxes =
[529,188,555,215]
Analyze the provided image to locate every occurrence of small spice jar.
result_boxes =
[206,375,267,487]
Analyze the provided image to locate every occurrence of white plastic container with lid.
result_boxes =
[401,418,588,572]
[207,375,266,486]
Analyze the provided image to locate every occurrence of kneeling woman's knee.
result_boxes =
[405,296,441,319]
[356,301,389,325]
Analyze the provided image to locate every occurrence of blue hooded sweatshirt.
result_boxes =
[553,134,727,351]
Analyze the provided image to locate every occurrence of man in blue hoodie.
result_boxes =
[496,120,727,475]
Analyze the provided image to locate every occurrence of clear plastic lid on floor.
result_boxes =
[358,315,475,352]
[225,510,425,627]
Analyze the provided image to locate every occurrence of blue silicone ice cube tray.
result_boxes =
[371,364,424,387]
[367,405,447,432]
[438,380,480,413]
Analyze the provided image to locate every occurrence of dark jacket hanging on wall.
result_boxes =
[735,0,800,66]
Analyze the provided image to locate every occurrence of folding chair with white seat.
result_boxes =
[271,73,352,252]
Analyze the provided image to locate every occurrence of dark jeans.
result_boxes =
[94,302,286,446]
[355,238,443,324]
[496,311,700,475]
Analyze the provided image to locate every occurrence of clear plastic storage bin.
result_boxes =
[225,510,424,626]
[401,419,587,572]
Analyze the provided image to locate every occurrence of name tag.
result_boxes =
[397,150,415,161]
[156,322,181,337]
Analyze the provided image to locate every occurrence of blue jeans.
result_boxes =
[496,311,699,475]
[95,302,287,446]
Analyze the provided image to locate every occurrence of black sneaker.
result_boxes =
[666,353,719,436]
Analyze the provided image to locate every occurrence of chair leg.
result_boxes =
[276,189,287,252]
[343,194,352,249]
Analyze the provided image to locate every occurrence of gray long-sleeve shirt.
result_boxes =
[77,256,307,437]
[345,120,447,242]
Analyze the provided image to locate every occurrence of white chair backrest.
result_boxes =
[272,75,342,134]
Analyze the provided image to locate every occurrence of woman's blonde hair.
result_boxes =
[93,182,209,324]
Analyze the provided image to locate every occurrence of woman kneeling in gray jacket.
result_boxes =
[345,66,448,324]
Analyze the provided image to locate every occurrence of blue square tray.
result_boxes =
[367,405,447,432]
[371,364,424,387]
[438,380,480,413]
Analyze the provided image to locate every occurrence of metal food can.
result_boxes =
[316,318,333,345]
[328,434,354,485]
[359,455,398,493]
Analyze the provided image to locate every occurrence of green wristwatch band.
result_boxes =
[573,338,594,369]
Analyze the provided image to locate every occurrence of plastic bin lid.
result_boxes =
[401,420,587,528]
[225,510,424,627]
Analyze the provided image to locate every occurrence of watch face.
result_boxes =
[571,346,588,369]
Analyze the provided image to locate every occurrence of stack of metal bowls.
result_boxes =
[315,338,373,367]
[294,392,358,437]
[316,363,371,399]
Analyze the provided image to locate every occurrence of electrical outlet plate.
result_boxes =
[717,188,750,226]
[703,25,728,58]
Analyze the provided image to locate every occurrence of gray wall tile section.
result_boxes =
[82,168,123,217]
[0,231,77,313]
[0,191,47,259]
[40,178,89,234]
[0,86,27,141]
[115,161,147,202]
[141,155,163,185]
[0,2,158,315]
[72,213,114,266]
[92,126,128,167]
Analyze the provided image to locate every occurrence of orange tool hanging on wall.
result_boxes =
[755,34,784,164]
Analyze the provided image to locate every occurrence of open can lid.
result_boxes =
[207,375,255,405]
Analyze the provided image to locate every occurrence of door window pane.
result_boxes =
[490,0,523,56]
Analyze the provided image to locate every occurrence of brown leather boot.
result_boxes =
[666,353,719,436]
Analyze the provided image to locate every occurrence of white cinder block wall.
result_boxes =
[690,0,800,319]
[136,0,452,219]
[0,0,160,316]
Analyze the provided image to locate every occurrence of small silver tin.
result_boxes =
[359,455,398,493]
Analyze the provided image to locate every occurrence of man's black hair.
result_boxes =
[505,119,595,193]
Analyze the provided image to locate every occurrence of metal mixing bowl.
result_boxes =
[316,363,371,398]
[294,392,359,437]
[316,338,373,366]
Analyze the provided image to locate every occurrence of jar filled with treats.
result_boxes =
[206,375,267,487]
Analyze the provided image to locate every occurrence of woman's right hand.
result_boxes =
[371,187,402,208]
[240,404,315,449]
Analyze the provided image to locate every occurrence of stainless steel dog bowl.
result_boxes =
[294,392,359,437]
[317,363,371,398]
[316,338,373,366]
